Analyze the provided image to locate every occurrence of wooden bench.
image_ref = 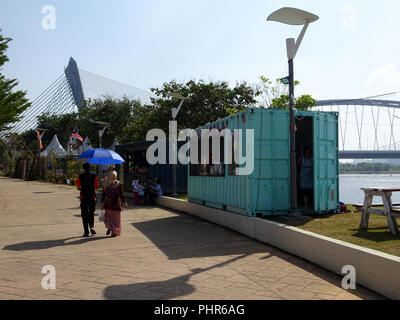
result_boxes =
[360,188,400,236]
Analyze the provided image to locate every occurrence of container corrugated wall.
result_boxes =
[188,108,339,216]
[188,108,291,216]
[188,111,251,213]
[313,112,339,213]
[251,109,290,215]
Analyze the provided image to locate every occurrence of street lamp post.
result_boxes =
[89,120,110,179]
[267,7,319,214]
[167,92,186,197]
[92,121,110,149]
[99,127,106,149]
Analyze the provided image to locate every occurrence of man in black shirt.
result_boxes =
[76,163,99,237]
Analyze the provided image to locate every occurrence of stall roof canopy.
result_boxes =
[81,137,93,152]
[67,136,93,156]
[41,135,67,158]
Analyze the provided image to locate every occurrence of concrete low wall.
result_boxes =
[155,196,400,300]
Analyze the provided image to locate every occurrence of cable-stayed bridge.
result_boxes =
[315,95,400,159]
[10,57,154,134]
[9,57,400,160]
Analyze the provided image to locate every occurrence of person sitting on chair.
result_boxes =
[148,178,163,204]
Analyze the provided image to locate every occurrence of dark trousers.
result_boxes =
[80,201,96,234]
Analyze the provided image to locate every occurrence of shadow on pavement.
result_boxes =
[128,211,385,300]
[131,213,267,260]
[104,255,247,300]
[32,192,55,194]
[3,236,110,251]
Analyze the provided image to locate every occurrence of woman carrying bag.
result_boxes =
[101,171,128,237]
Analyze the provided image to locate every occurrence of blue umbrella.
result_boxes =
[77,149,125,165]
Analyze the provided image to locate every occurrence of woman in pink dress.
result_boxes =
[101,171,128,237]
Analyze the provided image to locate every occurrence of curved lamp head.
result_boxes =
[167,92,186,100]
[267,7,319,25]
[89,120,110,126]
[268,7,319,59]
[167,92,187,120]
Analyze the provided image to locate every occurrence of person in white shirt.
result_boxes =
[137,180,145,204]
[132,178,140,204]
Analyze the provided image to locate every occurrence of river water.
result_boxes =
[340,174,400,204]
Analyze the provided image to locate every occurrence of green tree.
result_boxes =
[14,79,259,149]
[123,79,259,141]
[78,97,142,148]
[339,162,400,174]
[35,112,79,147]
[0,133,23,176]
[17,98,143,151]
[257,76,316,111]
[0,29,31,131]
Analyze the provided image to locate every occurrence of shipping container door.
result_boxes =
[255,110,290,214]
[313,112,339,213]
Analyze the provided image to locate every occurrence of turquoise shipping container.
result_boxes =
[188,108,339,216]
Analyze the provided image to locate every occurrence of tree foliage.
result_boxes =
[20,97,142,150]
[257,76,316,111]
[0,29,31,131]
[340,162,400,174]
[78,97,141,147]
[121,79,259,142]
[10,76,315,156]
[36,113,79,147]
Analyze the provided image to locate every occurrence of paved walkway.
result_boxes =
[0,177,383,300]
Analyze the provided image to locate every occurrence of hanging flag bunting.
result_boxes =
[36,131,43,150]
[72,129,84,142]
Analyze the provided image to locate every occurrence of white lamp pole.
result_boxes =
[267,7,319,214]
[89,120,110,179]
[89,120,110,149]
[98,126,108,149]
[167,92,186,196]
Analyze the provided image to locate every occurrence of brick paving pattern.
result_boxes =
[0,177,383,300]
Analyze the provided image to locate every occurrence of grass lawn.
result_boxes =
[268,211,400,257]
[170,194,188,201]
[156,193,400,257]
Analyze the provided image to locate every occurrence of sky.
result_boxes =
[2,0,400,151]
[2,0,400,101]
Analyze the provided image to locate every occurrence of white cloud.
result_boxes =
[341,5,356,30]
[366,64,400,86]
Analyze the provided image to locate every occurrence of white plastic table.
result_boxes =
[360,188,400,236]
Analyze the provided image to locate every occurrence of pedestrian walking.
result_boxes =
[76,163,99,237]
[101,171,128,237]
